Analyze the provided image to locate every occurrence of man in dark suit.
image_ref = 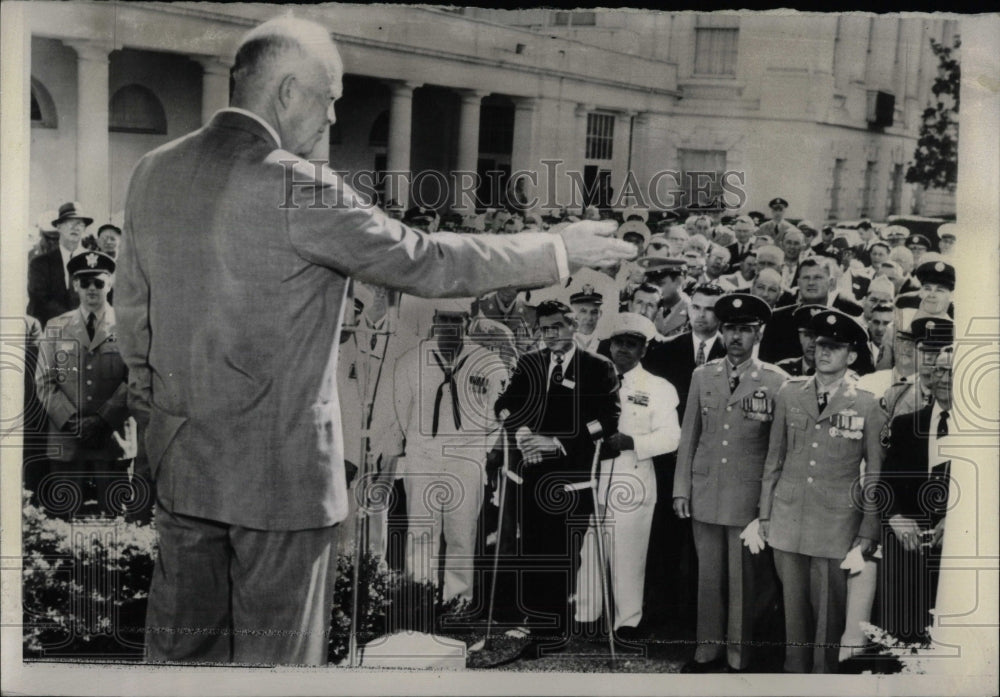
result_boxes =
[116,16,635,667]
[643,283,727,417]
[879,346,954,644]
[726,216,756,273]
[641,283,726,631]
[759,259,866,365]
[27,202,91,327]
[495,300,620,656]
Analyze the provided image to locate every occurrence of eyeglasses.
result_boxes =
[77,277,106,290]
[932,366,953,378]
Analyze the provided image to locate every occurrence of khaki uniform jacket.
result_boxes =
[35,307,128,462]
[674,358,788,527]
[759,374,886,559]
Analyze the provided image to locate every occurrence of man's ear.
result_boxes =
[847,349,858,366]
[276,73,297,109]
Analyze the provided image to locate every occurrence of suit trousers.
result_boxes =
[773,549,847,673]
[879,532,941,643]
[402,452,484,603]
[839,558,878,661]
[575,459,657,630]
[146,502,338,665]
[516,465,592,639]
[691,521,757,668]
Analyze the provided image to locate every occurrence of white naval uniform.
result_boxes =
[575,363,681,629]
[374,339,508,602]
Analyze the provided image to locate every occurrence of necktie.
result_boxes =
[370,333,378,351]
[431,351,467,437]
[817,390,828,412]
[86,312,96,341]
[729,373,740,393]
[937,410,950,438]
[695,340,706,366]
[551,353,564,387]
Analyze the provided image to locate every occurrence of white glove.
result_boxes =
[840,545,867,575]
[113,417,139,460]
[739,518,766,554]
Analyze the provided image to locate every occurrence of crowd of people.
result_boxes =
[21,15,959,673]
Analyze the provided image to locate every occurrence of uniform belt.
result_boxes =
[504,468,523,485]
[563,480,594,492]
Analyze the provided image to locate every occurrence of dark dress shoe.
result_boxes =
[680,656,726,673]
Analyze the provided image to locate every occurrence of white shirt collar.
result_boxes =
[692,333,717,361]
[221,108,282,148]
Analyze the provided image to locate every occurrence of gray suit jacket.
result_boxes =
[117,110,566,530]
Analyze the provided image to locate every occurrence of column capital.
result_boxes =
[63,39,115,63]
[512,96,538,112]
[456,88,489,104]
[386,80,422,97]
[192,55,234,77]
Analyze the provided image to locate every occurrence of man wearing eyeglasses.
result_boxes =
[878,346,955,644]
[35,251,129,516]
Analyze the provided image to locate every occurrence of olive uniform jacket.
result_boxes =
[759,374,886,559]
[35,307,128,462]
[674,358,789,527]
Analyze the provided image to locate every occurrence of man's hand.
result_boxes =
[673,496,691,519]
[516,427,562,465]
[889,515,923,553]
[931,518,946,548]
[559,220,637,270]
[604,433,634,453]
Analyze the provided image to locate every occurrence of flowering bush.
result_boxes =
[22,493,156,659]
[23,494,451,665]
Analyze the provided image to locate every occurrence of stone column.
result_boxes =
[386,81,421,210]
[454,89,487,212]
[66,40,113,221]
[572,103,593,212]
[510,97,538,210]
[195,56,232,125]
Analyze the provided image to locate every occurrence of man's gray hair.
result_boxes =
[232,16,341,91]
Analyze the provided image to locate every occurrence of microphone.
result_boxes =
[587,420,604,442]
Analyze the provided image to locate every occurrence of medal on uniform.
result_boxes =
[830,409,864,439]
[741,388,773,422]
[628,391,650,407]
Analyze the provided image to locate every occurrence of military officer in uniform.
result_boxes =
[759,309,887,673]
[575,313,681,639]
[35,251,130,515]
[673,294,788,672]
[774,304,827,377]
[569,285,604,352]
[882,317,953,419]
[372,304,510,604]
[472,287,537,355]
[756,198,798,247]
[639,256,691,339]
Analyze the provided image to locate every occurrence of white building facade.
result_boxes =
[24,3,958,231]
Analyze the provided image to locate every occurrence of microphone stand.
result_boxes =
[587,420,616,664]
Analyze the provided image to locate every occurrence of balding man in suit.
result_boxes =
[117,16,634,666]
